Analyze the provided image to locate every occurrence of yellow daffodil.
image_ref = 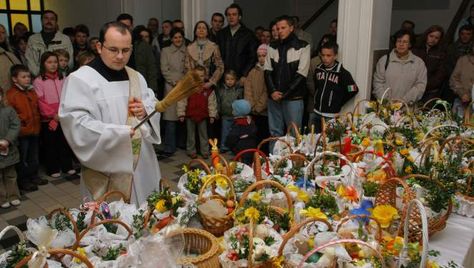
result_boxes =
[249,192,262,202]
[427,260,440,268]
[272,256,284,268]
[400,148,409,156]
[405,166,413,174]
[171,196,181,205]
[307,235,315,248]
[155,199,168,213]
[73,247,87,263]
[361,137,371,147]
[300,207,328,220]
[390,103,402,110]
[287,185,310,203]
[216,176,229,189]
[244,207,260,221]
[372,204,399,228]
[374,139,384,156]
[406,155,414,162]
[395,138,404,146]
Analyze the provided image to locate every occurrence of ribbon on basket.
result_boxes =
[28,226,58,268]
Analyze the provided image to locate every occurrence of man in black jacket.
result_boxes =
[311,41,358,132]
[264,15,310,140]
[216,3,258,80]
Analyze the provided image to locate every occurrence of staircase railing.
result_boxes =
[301,0,337,30]
[446,0,471,43]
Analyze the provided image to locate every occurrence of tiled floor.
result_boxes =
[0,148,230,252]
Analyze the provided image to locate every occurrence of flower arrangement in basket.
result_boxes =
[236,180,294,234]
[277,217,333,267]
[455,155,474,217]
[219,221,283,268]
[178,159,211,200]
[305,151,363,213]
[144,187,185,233]
[197,174,237,236]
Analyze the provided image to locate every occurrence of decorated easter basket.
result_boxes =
[167,227,221,268]
[277,217,333,268]
[197,174,236,237]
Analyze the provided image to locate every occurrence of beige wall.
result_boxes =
[44,0,181,37]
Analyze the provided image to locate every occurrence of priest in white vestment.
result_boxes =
[59,22,161,205]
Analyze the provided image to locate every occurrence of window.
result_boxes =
[0,0,44,35]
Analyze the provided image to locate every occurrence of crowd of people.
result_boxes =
[0,3,473,206]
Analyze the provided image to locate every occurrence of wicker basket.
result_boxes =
[197,174,236,237]
[274,153,309,174]
[258,136,294,155]
[88,190,130,225]
[47,208,81,246]
[336,214,383,242]
[401,174,452,240]
[167,228,221,268]
[395,199,429,267]
[239,180,294,229]
[298,238,385,268]
[15,248,93,268]
[352,150,397,178]
[72,218,133,250]
[233,148,269,181]
[277,218,333,268]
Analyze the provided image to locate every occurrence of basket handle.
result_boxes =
[273,153,309,172]
[277,217,333,256]
[247,219,255,268]
[96,190,130,203]
[257,137,294,154]
[287,122,302,144]
[336,215,383,242]
[239,180,293,214]
[211,153,231,176]
[298,238,385,268]
[0,225,25,242]
[352,150,396,177]
[233,148,270,181]
[187,158,212,174]
[304,151,357,190]
[47,208,81,245]
[72,219,133,250]
[15,248,93,268]
[397,199,428,268]
[464,100,473,126]
[198,174,236,203]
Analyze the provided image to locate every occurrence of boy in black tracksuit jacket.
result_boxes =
[311,42,358,132]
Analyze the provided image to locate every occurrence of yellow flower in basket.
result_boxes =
[216,175,229,189]
[171,196,181,205]
[384,235,404,255]
[372,205,398,228]
[390,102,402,111]
[244,207,260,221]
[73,247,87,264]
[400,148,409,156]
[395,138,404,146]
[249,192,262,202]
[405,166,413,174]
[272,256,284,268]
[155,199,168,213]
[300,207,328,220]
[367,169,387,183]
[287,185,310,203]
[427,260,440,268]
[361,137,371,147]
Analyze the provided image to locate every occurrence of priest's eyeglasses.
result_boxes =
[102,44,133,55]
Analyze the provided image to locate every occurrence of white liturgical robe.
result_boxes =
[59,60,161,205]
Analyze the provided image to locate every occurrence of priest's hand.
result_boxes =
[129,127,135,137]
[129,97,147,120]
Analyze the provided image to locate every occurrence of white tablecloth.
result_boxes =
[429,214,474,267]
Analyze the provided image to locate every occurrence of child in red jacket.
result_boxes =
[177,66,218,159]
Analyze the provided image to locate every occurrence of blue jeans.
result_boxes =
[220,118,233,151]
[163,120,177,154]
[267,98,304,137]
[16,135,40,184]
